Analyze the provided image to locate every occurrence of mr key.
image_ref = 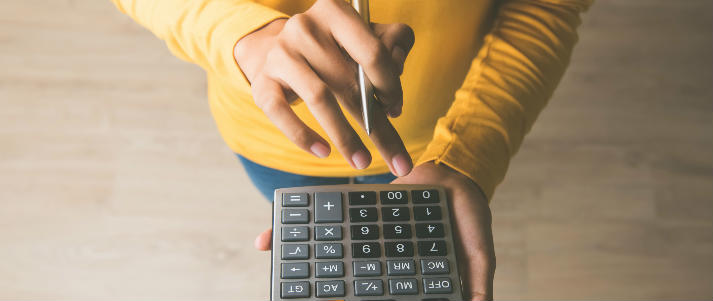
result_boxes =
[271,184,464,300]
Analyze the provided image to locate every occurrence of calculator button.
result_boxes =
[315,243,343,259]
[418,241,447,256]
[280,262,309,279]
[351,224,379,240]
[281,226,309,242]
[386,259,416,275]
[423,277,453,294]
[349,207,378,222]
[354,279,384,296]
[315,225,342,241]
[383,224,412,239]
[349,191,377,205]
[421,258,450,275]
[282,193,308,207]
[353,261,382,276]
[352,242,381,258]
[385,241,414,257]
[315,261,344,278]
[281,281,310,298]
[388,278,418,295]
[413,206,442,220]
[281,244,309,260]
[281,209,309,224]
[314,192,343,223]
[381,206,410,221]
[415,223,445,238]
[380,190,408,204]
[413,189,439,203]
[315,280,346,297]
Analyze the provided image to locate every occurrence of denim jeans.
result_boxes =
[238,155,396,201]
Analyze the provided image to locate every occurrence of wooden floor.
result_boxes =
[0,0,711,299]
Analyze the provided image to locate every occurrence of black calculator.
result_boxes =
[270,184,464,300]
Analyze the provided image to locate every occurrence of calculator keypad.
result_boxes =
[272,185,462,300]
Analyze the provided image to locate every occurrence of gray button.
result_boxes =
[281,281,310,298]
[281,244,309,260]
[314,192,343,223]
[315,261,344,278]
[354,279,384,296]
[389,278,418,295]
[421,258,450,275]
[282,209,309,224]
[282,192,308,207]
[386,259,416,275]
[315,225,342,241]
[315,280,345,297]
[281,262,309,279]
[353,260,381,277]
[281,226,309,242]
[423,277,453,294]
[315,243,343,259]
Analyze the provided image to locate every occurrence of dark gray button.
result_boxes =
[281,244,309,260]
[315,243,343,259]
[315,192,343,223]
[281,209,309,224]
[315,280,345,297]
[281,262,309,279]
[315,225,342,241]
[354,279,384,296]
[353,260,381,277]
[386,259,415,275]
[282,193,308,207]
[281,281,310,298]
[421,258,450,275]
[281,226,309,242]
[423,277,453,294]
[315,261,344,278]
[389,278,418,295]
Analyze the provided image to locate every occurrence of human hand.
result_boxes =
[234,0,415,176]
[254,162,496,300]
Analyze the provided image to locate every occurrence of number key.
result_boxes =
[381,206,410,221]
[351,224,379,240]
[349,207,378,222]
[385,241,414,257]
[413,189,439,203]
[414,206,442,220]
[380,190,407,204]
[418,240,447,256]
[352,242,381,258]
[383,223,412,239]
[416,223,445,238]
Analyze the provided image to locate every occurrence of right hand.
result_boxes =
[234,0,415,176]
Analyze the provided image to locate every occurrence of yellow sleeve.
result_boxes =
[110,0,287,92]
[417,0,593,200]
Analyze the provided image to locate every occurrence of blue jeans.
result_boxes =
[238,155,396,201]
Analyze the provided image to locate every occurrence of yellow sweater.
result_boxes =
[111,0,591,199]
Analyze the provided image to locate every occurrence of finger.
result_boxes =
[373,23,416,76]
[254,228,273,251]
[310,0,403,117]
[252,75,331,158]
[270,50,371,170]
[336,90,412,176]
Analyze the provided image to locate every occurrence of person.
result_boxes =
[111,0,591,299]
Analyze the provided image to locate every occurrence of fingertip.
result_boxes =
[310,142,331,158]
[391,152,413,177]
[254,228,273,251]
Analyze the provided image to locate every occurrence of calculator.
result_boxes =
[270,184,464,300]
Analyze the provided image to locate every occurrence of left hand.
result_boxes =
[254,162,495,300]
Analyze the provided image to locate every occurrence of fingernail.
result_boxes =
[310,142,330,158]
[351,150,371,170]
[388,106,402,118]
[392,46,406,73]
[392,152,412,177]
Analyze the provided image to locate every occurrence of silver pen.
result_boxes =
[351,0,375,136]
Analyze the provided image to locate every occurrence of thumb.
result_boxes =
[254,227,273,251]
